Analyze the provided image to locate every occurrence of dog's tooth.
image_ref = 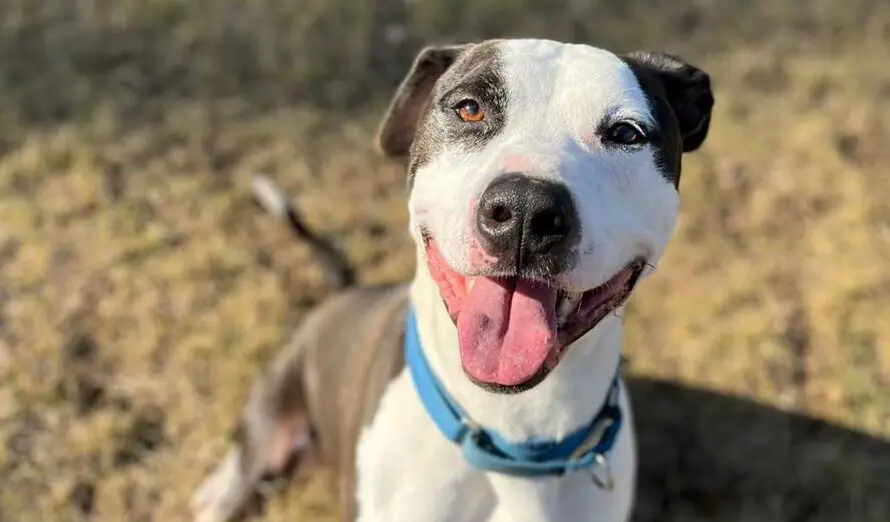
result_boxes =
[558,298,574,321]
[467,278,475,292]
[558,292,581,322]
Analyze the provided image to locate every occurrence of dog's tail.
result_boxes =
[250,173,356,291]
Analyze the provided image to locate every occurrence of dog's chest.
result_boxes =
[354,369,638,522]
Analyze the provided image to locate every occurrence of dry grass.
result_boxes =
[1,0,889,520]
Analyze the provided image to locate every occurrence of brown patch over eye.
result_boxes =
[455,99,485,122]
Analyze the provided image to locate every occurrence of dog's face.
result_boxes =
[378,39,713,392]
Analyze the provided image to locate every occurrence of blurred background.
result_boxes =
[1,0,889,520]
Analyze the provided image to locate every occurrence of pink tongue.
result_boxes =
[456,277,558,386]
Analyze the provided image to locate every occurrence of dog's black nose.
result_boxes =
[476,173,577,269]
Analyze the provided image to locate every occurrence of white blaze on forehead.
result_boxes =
[498,39,655,139]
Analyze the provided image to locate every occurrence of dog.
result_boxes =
[191,38,714,522]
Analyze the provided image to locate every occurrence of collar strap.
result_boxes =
[404,307,623,478]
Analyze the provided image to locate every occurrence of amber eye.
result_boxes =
[605,121,647,146]
[455,99,485,122]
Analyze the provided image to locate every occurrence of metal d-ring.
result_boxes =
[588,453,615,491]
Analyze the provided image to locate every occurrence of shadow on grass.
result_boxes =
[629,377,888,522]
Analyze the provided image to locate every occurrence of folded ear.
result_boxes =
[375,44,469,157]
[622,51,714,153]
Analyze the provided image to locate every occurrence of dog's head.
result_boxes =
[378,39,713,393]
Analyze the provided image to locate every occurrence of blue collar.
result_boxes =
[404,307,624,479]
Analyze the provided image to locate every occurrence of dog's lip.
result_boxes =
[554,257,646,346]
[423,236,645,320]
[423,237,645,392]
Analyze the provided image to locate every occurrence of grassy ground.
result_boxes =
[1,0,889,520]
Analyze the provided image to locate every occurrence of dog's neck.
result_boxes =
[408,257,624,444]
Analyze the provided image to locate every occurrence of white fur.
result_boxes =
[356,39,678,522]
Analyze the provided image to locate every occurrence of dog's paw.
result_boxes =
[191,449,252,522]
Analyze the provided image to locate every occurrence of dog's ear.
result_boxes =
[622,51,714,153]
[375,44,469,157]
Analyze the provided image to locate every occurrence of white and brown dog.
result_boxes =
[192,38,714,522]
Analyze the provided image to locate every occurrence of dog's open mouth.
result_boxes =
[425,239,645,392]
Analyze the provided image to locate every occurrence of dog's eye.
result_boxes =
[605,121,647,146]
[454,99,485,123]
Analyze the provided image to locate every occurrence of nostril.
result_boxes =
[489,204,512,224]
[531,207,572,239]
